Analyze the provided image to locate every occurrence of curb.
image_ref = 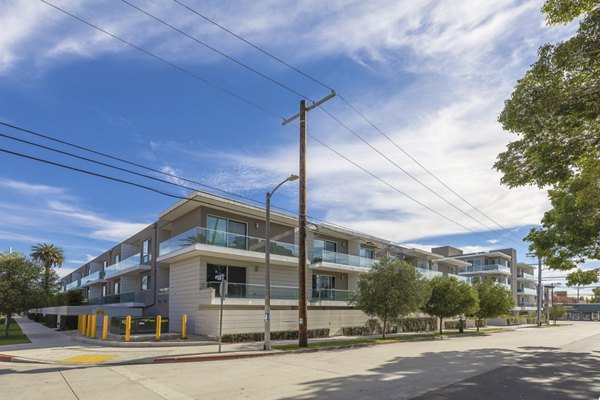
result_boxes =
[70,335,215,348]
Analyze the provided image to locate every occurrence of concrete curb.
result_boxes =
[70,334,215,347]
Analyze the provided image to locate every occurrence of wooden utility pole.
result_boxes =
[282,91,336,347]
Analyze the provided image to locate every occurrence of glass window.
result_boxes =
[313,239,337,261]
[141,275,151,291]
[206,215,247,249]
[141,239,152,264]
[114,254,121,263]
[102,284,107,297]
[207,264,246,297]
[360,248,374,259]
[312,274,336,300]
[114,282,120,294]
[103,260,108,269]
[467,259,482,267]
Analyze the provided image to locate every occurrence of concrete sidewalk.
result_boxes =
[0,317,266,365]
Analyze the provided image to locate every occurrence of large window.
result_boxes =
[207,264,247,297]
[141,239,152,264]
[312,274,336,300]
[360,248,374,259]
[206,215,248,250]
[313,239,338,261]
[141,275,151,291]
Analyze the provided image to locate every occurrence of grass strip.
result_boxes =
[0,318,31,346]
[273,328,505,351]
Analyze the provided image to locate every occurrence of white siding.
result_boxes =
[169,256,202,333]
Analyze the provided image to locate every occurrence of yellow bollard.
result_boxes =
[87,315,93,337]
[90,315,97,338]
[155,315,162,341]
[102,315,109,341]
[81,314,87,336]
[125,315,131,342]
[181,314,187,339]
[77,315,82,334]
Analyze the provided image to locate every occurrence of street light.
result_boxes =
[264,174,299,351]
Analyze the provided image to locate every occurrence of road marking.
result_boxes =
[110,366,194,400]
[61,355,116,363]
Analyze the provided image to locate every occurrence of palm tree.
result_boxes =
[31,243,65,295]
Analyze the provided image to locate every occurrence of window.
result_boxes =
[313,239,338,261]
[141,239,152,264]
[141,275,151,291]
[114,282,120,294]
[312,274,336,300]
[114,254,121,263]
[102,284,107,297]
[416,259,429,270]
[360,248,374,259]
[103,260,108,269]
[467,259,482,267]
[206,215,248,250]
[207,264,246,297]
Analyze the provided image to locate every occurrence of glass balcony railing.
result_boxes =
[497,282,511,290]
[81,271,102,285]
[104,253,141,278]
[159,227,298,258]
[459,263,511,274]
[314,250,378,269]
[200,282,350,302]
[518,287,537,295]
[519,302,537,307]
[65,281,80,290]
[416,268,444,280]
[517,272,535,280]
[82,292,139,305]
[448,274,471,283]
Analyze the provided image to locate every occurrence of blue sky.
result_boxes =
[0,1,594,293]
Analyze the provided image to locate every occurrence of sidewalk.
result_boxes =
[0,317,266,365]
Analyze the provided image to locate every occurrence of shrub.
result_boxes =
[444,320,461,330]
[342,326,372,336]
[398,317,437,332]
[221,328,330,343]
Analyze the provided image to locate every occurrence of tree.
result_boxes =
[0,253,44,337]
[31,243,65,295]
[422,276,479,334]
[590,287,600,303]
[347,258,430,339]
[473,279,515,331]
[496,1,600,282]
[549,304,567,324]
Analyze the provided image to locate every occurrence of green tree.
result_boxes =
[473,279,515,331]
[347,258,430,339]
[549,304,567,324]
[0,253,44,337]
[422,276,479,334]
[31,243,65,295]
[496,1,600,282]
[590,287,600,303]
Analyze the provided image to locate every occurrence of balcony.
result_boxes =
[518,287,537,295]
[158,227,298,266]
[80,271,104,286]
[104,253,150,279]
[82,292,143,306]
[448,274,471,284]
[416,268,444,280]
[65,281,80,291]
[311,250,378,272]
[459,263,511,275]
[517,272,535,281]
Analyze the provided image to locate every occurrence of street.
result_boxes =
[1,322,599,399]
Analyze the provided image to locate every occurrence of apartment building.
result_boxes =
[53,191,502,337]
[431,246,537,313]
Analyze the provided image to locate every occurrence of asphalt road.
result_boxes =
[2,322,599,400]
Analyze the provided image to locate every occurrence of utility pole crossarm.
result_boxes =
[282,91,336,126]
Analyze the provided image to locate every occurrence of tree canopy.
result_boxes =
[421,276,479,334]
[347,258,430,339]
[31,243,64,295]
[473,279,515,331]
[497,0,600,282]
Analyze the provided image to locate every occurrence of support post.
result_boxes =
[90,314,97,338]
[156,315,162,341]
[298,99,308,347]
[102,315,109,341]
[87,315,93,337]
[181,314,187,339]
[125,315,131,342]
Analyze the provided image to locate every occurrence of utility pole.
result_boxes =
[283,91,336,347]
[537,256,542,327]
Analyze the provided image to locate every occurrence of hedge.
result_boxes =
[221,328,330,343]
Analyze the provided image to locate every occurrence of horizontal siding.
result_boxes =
[169,256,202,333]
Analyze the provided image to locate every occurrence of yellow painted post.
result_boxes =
[87,315,93,337]
[181,314,187,339]
[81,314,87,336]
[125,315,131,342]
[90,315,97,338]
[77,315,82,334]
[102,315,109,341]
[155,315,162,341]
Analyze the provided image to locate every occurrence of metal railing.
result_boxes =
[200,282,351,302]
[159,227,298,258]
[104,253,141,278]
[313,250,378,269]
[518,287,537,295]
[517,272,535,280]
[81,291,139,305]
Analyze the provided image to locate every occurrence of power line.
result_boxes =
[38,0,523,243]
[119,0,313,101]
[39,0,285,121]
[171,0,524,243]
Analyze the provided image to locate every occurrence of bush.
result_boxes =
[444,320,461,329]
[60,315,79,331]
[342,326,372,336]
[42,314,58,328]
[398,317,437,332]
[476,319,487,328]
[221,328,330,343]
[506,317,520,326]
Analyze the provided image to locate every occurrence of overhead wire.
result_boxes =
[36,0,520,244]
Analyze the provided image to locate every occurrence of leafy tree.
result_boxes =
[0,253,44,337]
[496,1,600,282]
[549,304,567,324]
[473,279,515,331]
[31,243,65,295]
[422,276,479,334]
[347,258,430,339]
[590,287,600,303]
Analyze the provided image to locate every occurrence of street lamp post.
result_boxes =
[264,174,299,351]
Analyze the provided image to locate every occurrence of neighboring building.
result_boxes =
[45,191,517,336]
[431,246,537,314]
